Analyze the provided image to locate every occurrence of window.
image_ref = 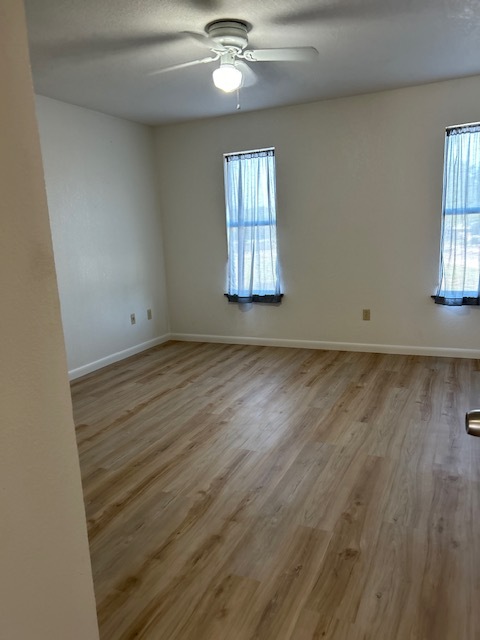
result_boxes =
[434,123,480,305]
[223,148,283,303]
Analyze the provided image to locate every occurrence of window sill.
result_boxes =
[225,293,284,304]
[431,294,480,306]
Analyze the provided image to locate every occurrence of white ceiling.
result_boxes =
[25,0,480,126]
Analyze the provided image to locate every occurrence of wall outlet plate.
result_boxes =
[362,309,371,321]
[130,313,136,325]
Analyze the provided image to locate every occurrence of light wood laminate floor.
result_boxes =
[72,341,480,639]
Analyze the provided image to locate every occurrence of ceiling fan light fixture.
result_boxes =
[212,63,243,93]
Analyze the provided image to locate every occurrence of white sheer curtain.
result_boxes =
[224,149,282,303]
[435,124,480,305]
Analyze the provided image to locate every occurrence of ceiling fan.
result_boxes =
[150,19,319,93]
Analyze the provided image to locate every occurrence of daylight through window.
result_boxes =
[223,148,283,303]
[434,123,480,305]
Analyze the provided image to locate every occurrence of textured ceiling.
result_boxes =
[25,0,480,125]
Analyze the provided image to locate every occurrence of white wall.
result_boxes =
[36,97,169,378]
[0,1,99,637]
[155,76,480,356]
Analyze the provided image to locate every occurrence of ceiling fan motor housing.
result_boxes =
[206,20,249,51]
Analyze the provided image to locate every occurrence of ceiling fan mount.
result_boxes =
[205,20,251,53]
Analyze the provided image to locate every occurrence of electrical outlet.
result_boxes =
[130,313,136,325]
[147,308,152,320]
[362,309,371,321]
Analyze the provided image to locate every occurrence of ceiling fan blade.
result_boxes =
[148,55,218,76]
[31,33,186,63]
[273,0,397,26]
[182,30,226,51]
[183,0,222,9]
[246,47,318,62]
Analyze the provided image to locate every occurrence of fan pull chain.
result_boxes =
[236,88,241,111]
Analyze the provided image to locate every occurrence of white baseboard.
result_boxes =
[170,333,480,359]
[68,335,170,380]
[69,332,480,380]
